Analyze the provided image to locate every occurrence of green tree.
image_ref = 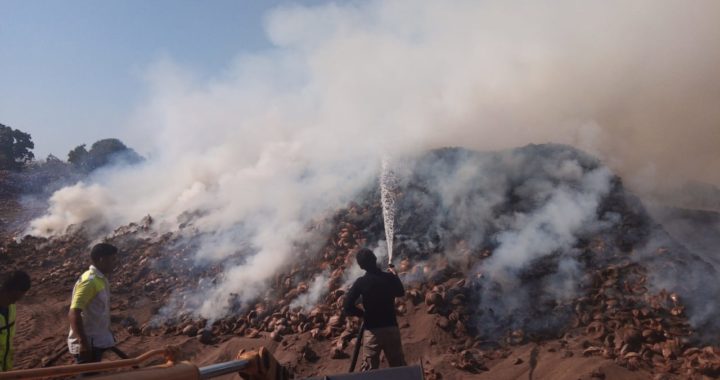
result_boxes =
[67,138,142,172]
[0,123,35,171]
[67,144,89,171]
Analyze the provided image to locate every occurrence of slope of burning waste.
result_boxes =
[3,144,720,378]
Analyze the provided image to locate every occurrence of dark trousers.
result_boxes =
[74,347,108,364]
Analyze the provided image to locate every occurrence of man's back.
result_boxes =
[344,249,407,369]
[344,268,405,329]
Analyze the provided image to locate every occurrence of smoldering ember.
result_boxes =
[1,144,720,379]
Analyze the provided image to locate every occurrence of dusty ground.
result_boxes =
[10,273,659,380]
[11,297,657,380]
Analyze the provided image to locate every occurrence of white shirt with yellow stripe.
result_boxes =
[67,265,115,354]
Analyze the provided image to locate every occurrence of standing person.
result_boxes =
[68,243,118,364]
[0,270,31,372]
[344,248,406,370]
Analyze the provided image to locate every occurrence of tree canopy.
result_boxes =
[67,138,143,172]
[0,123,35,171]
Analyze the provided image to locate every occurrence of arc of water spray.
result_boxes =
[380,156,398,266]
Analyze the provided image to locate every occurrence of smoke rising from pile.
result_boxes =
[385,146,615,337]
[290,271,330,311]
[28,1,720,319]
[484,165,613,279]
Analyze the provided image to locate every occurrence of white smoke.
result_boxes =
[477,163,614,330]
[30,182,114,236]
[290,271,330,311]
[28,0,720,319]
[485,165,613,277]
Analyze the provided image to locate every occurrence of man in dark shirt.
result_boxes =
[344,248,406,370]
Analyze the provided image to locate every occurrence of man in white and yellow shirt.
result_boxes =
[68,243,118,364]
[0,270,31,372]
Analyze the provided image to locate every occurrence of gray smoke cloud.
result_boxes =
[26,0,720,319]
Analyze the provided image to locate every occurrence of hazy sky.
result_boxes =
[3,1,719,191]
[0,0,318,158]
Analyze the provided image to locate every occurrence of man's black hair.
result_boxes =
[356,248,377,271]
[1,270,31,292]
[90,243,118,262]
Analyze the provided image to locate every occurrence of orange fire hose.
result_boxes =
[0,347,175,379]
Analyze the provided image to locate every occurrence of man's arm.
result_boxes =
[389,271,405,297]
[69,278,98,359]
[68,309,91,358]
[343,281,364,317]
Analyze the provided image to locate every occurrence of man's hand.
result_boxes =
[388,265,397,276]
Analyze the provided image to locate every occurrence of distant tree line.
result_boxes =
[0,123,34,170]
[0,123,142,172]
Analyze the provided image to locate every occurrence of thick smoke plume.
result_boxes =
[382,146,616,338]
[28,1,720,320]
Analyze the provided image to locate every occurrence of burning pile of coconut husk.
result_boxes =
[118,199,718,378]
[570,240,720,378]
[4,145,720,378]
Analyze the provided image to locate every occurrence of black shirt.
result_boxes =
[344,267,405,329]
